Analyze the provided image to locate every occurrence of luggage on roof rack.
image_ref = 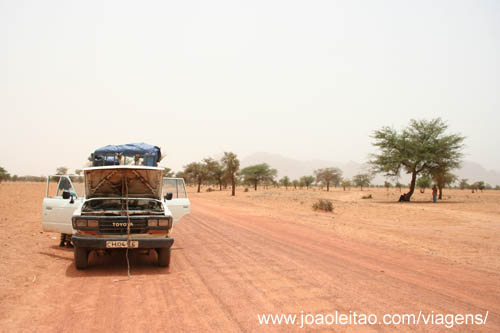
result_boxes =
[90,143,162,167]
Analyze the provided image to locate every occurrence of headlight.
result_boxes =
[158,219,170,227]
[87,219,99,228]
[76,220,87,227]
[148,219,158,227]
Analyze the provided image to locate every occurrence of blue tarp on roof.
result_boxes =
[92,143,161,166]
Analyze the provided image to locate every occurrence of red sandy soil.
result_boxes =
[0,183,498,332]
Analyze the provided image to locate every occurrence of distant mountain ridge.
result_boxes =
[240,152,500,186]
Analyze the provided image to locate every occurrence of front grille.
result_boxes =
[98,218,147,234]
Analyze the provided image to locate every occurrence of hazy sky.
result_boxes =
[1,0,499,176]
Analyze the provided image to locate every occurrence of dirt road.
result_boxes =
[0,183,499,331]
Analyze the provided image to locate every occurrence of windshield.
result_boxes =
[82,198,163,213]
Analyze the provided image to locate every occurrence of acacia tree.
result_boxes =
[300,176,315,190]
[163,167,174,177]
[353,173,373,190]
[341,179,351,191]
[384,181,392,191]
[429,171,457,199]
[292,179,299,189]
[280,176,291,190]
[0,167,10,183]
[416,175,431,193]
[240,163,277,191]
[459,178,469,190]
[370,118,465,202]
[314,168,342,192]
[183,162,209,193]
[204,158,225,191]
[221,152,240,196]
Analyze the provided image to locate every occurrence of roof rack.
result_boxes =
[89,143,162,167]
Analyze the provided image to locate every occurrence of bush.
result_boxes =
[362,194,372,199]
[312,199,333,212]
[206,187,214,192]
[244,188,249,192]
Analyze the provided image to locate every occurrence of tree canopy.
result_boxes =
[300,175,315,189]
[314,167,342,191]
[183,161,209,193]
[353,173,373,190]
[370,118,465,201]
[240,163,277,191]
[0,167,10,183]
[221,152,240,196]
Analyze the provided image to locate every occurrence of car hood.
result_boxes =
[84,166,163,199]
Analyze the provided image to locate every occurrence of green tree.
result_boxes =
[75,169,83,176]
[183,162,209,193]
[0,167,10,183]
[384,181,392,191]
[353,173,373,191]
[341,179,351,191]
[240,163,277,191]
[472,181,485,193]
[459,178,469,190]
[221,152,240,196]
[56,166,68,175]
[429,171,457,199]
[279,176,291,190]
[292,179,299,189]
[204,158,225,191]
[300,175,315,190]
[314,168,342,192]
[416,175,431,193]
[395,181,404,192]
[370,118,465,201]
[163,168,174,177]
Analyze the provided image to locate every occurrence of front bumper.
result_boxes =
[72,235,174,249]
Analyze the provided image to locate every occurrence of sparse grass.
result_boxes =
[312,199,333,212]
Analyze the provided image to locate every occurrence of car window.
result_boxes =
[47,175,84,198]
[163,178,187,198]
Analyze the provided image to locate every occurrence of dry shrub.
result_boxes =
[312,199,333,212]
[362,194,372,199]
[244,188,249,192]
[206,187,214,192]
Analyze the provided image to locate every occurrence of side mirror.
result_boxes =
[164,192,173,201]
[62,191,71,199]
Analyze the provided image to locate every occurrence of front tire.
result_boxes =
[157,248,171,267]
[74,246,88,269]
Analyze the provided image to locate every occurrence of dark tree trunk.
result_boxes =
[254,181,258,191]
[405,170,417,201]
[197,180,201,193]
[438,186,443,199]
[231,176,235,196]
[326,182,330,192]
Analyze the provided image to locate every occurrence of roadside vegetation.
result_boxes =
[2,119,498,200]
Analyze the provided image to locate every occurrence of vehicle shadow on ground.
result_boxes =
[64,249,178,278]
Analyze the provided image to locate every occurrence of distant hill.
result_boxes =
[240,152,500,186]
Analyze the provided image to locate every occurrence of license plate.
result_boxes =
[106,240,139,248]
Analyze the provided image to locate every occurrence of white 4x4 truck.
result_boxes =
[42,166,190,269]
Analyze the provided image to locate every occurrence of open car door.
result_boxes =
[42,175,84,234]
[163,178,190,225]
